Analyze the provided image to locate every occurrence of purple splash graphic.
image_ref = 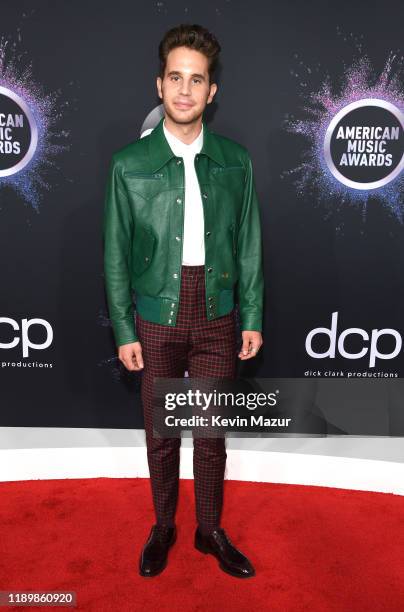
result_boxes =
[0,25,70,211]
[283,47,404,222]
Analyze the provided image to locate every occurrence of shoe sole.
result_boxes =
[195,539,255,578]
[139,530,177,577]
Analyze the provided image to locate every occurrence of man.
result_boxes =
[103,24,264,578]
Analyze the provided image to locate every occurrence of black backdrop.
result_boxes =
[1,0,403,428]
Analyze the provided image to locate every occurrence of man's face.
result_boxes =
[156,46,217,125]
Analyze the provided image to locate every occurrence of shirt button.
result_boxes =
[173,273,178,279]
[176,197,182,204]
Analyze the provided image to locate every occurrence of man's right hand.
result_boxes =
[118,341,144,371]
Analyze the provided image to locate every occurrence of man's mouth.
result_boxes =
[174,101,194,109]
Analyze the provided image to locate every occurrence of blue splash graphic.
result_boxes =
[0,24,71,211]
[283,34,404,223]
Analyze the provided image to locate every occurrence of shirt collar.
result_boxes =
[148,115,226,172]
[163,118,203,156]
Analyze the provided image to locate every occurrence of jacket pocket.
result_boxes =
[210,166,245,206]
[217,224,238,289]
[124,172,165,199]
[124,171,163,180]
[211,166,244,174]
[131,225,156,277]
[230,222,237,257]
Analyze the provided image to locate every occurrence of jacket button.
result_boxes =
[170,310,174,315]
[202,193,208,199]
[171,303,175,308]
[206,231,211,236]
[176,159,182,165]
[207,267,212,273]
[175,236,181,241]
[173,273,178,279]
[145,256,149,262]
[209,304,214,310]
[168,319,172,323]
[176,197,182,204]
[208,296,213,301]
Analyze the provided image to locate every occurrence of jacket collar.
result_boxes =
[148,115,226,171]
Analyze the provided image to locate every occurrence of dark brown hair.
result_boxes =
[158,24,221,83]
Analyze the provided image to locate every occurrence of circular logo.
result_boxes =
[0,85,38,177]
[324,98,404,190]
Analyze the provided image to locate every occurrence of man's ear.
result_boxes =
[156,76,162,99]
[207,82,218,104]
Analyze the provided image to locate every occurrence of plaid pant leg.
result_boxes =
[186,268,238,533]
[136,311,188,527]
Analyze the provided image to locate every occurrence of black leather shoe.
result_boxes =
[139,524,177,577]
[195,527,255,578]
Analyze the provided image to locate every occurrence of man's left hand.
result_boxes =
[238,331,263,360]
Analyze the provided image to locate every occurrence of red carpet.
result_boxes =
[1,477,403,611]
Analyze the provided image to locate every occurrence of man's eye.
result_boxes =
[170,76,201,83]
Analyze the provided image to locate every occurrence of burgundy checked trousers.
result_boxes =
[135,264,238,533]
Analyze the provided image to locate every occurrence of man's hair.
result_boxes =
[158,24,221,84]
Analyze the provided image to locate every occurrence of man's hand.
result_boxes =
[238,331,263,360]
[118,341,144,371]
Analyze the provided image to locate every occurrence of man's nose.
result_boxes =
[179,80,192,95]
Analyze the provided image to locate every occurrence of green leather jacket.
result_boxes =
[103,115,264,347]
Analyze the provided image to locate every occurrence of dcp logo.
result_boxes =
[0,317,53,357]
[305,311,402,368]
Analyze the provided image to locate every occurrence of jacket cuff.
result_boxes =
[239,311,262,333]
[112,318,139,347]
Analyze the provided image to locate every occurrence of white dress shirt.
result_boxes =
[163,119,205,265]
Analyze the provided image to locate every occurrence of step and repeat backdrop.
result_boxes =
[0,1,403,433]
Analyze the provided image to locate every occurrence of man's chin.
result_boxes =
[165,106,203,124]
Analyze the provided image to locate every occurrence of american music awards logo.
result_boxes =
[0,33,70,208]
[0,85,38,176]
[283,48,404,220]
[324,99,403,190]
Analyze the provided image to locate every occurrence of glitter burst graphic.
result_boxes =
[283,49,404,222]
[0,29,70,211]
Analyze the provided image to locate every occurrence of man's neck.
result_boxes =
[163,115,203,145]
